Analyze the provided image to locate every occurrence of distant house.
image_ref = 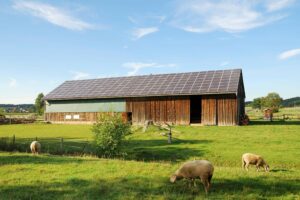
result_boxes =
[44,69,245,126]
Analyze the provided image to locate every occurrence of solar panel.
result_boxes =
[44,69,243,100]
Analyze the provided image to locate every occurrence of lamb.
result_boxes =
[30,141,41,154]
[242,153,269,172]
[170,160,214,194]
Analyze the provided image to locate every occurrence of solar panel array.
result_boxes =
[44,69,242,100]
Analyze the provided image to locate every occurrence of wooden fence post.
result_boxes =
[60,138,64,154]
[12,134,15,146]
[35,137,38,141]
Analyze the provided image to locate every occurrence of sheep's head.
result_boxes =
[170,174,177,183]
[265,165,270,172]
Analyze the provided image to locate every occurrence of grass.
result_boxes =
[246,106,300,120]
[0,122,300,199]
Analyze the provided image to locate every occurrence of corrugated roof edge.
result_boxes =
[44,91,239,101]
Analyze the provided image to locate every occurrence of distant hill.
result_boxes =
[282,97,300,107]
[0,104,34,113]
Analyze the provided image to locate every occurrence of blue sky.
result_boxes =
[0,0,299,104]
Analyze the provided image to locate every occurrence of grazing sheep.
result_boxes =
[170,160,214,194]
[30,141,41,154]
[242,153,269,172]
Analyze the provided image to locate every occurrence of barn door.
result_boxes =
[190,96,202,123]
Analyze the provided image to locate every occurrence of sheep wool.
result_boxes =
[242,153,269,172]
[30,141,41,154]
[170,160,214,194]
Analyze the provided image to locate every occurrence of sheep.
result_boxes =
[170,160,214,194]
[242,153,269,172]
[30,141,41,154]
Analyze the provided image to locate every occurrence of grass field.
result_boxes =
[246,106,300,120]
[0,122,300,199]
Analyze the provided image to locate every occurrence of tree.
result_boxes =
[35,93,45,115]
[0,107,5,115]
[251,97,263,109]
[261,92,283,112]
[92,113,131,158]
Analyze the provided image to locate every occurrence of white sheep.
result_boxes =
[30,141,41,154]
[170,160,214,194]
[242,153,269,172]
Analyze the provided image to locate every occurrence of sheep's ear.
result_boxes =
[170,175,177,183]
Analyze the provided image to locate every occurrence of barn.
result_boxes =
[44,69,245,126]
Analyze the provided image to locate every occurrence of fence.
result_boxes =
[0,135,94,156]
[248,114,300,121]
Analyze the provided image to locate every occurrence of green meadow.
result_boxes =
[0,121,300,199]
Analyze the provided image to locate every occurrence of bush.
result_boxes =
[92,113,131,158]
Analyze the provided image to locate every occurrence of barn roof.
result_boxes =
[44,69,244,100]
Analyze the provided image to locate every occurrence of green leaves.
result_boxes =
[35,93,45,115]
[92,113,131,158]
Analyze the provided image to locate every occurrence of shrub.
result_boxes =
[92,113,131,158]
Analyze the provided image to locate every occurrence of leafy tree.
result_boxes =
[261,92,283,112]
[35,93,45,115]
[92,113,131,158]
[0,107,5,115]
[251,97,263,109]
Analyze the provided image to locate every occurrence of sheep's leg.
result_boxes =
[242,159,246,169]
[193,178,197,187]
[207,174,213,191]
[256,165,260,172]
[188,178,192,188]
[245,163,249,171]
[200,176,209,194]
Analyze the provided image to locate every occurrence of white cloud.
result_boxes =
[128,15,166,25]
[266,0,295,12]
[151,15,166,23]
[71,71,90,80]
[128,16,139,25]
[172,0,293,33]
[278,48,300,60]
[9,78,17,88]
[132,27,159,40]
[13,1,95,31]
[123,62,176,76]
[220,61,229,67]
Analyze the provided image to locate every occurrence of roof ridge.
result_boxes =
[64,68,242,82]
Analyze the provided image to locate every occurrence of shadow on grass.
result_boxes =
[124,139,211,162]
[0,137,209,162]
[249,120,300,126]
[0,137,94,155]
[0,154,96,165]
[0,176,299,200]
[270,169,292,173]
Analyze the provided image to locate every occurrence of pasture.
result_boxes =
[0,122,300,199]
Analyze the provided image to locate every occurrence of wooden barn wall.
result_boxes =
[45,112,97,122]
[202,94,238,126]
[237,75,246,124]
[201,96,217,125]
[217,95,238,126]
[237,97,245,124]
[126,96,190,125]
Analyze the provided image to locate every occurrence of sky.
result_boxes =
[0,0,299,104]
